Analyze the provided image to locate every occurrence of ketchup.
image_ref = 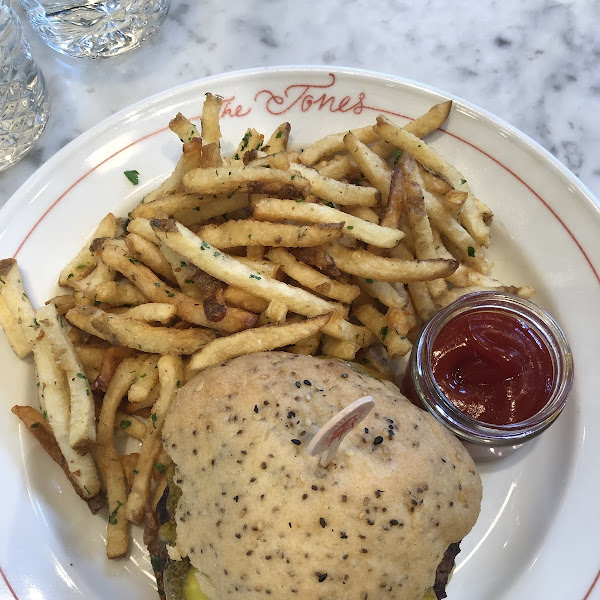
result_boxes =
[431,310,554,426]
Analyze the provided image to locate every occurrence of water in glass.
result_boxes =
[19,0,170,59]
[0,2,49,172]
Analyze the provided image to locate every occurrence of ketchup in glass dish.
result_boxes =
[408,292,573,461]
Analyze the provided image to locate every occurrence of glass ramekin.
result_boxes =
[408,291,574,461]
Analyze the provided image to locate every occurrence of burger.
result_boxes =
[145,351,482,600]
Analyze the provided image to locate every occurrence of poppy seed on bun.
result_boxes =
[157,351,482,599]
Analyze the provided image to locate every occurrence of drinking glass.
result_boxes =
[18,0,170,59]
[0,0,50,172]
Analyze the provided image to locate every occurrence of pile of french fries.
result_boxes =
[0,93,533,559]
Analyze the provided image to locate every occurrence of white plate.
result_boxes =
[0,66,599,600]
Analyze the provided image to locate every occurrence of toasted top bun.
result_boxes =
[162,352,482,600]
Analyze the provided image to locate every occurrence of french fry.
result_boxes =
[400,156,447,299]
[200,93,222,144]
[36,303,96,455]
[131,193,217,220]
[126,355,184,525]
[257,299,288,326]
[0,258,39,348]
[172,194,249,227]
[326,244,458,283]
[125,233,176,283]
[75,344,106,381]
[142,137,204,204]
[223,287,269,314]
[46,294,77,315]
[150,219,341,318]
[92,346,136,392]
[292,163,380,207]
[118,303,178,324]
[343,131,391,203]
[299,125,380,166]
[94,281,148,306]
[267,247,360,303]
[196,219,345,249]
[356,278,409,311]
[169,112,200,142]
[183,166,310,199]
[65,306,215,355]
[353,303,412,358]
[0,293,32,358]
[320,335,360,360]
[115,411,148,441]
[97,357,140,558]
[128,355,160,404]
[263,122,291,154]
[91,238,257,332]
[315,155,362,181]
[187,313,332,373]
[252,198,404,249]
[374,114,491,247]
[58,214,117,288]
[32,333,100,496]
[287,331,321,355]
[11,405,104,512]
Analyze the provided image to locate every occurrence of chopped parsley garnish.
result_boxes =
[393,149,403,164]
[120,420,132,430]
[124,170,140,185]
[151,413,157,428]
[380,326,389,341]
[467,246,475,257]
[108,500,123,525]
[155,463,164,473]
[365,278,374,284]
[249,274,261,280]
[461,178,467,185]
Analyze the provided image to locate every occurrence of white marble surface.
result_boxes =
[1,0,599,208]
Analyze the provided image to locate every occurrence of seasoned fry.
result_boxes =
[117,303,178,324]
[58,213,117,288]
[267,247,360,303]
[173,194,249,227]
[343,131,391,203]
[142,137,204,204]
[263,122,291,154]
[354,303,412,358]
[97,357,139,558]
[356,278,409,311]
[32,333,100,495]
[196,219,344,249]
[36,303,96,455]
[374,114,491,247]
[299,125,380,166]
[128,354,160,405]
[126,355,183,525]
[125,233,176,283]
[321,335,360,360]
[0,293,31,358]
[292,163,380,207]
[0,258,39,348]
[200,93,222,144]
[326,244,458,283]
[115,410,148,441]
[150,219,340,318]
[65,306,215,355]
[11,405,103,512]
[92,238,257,332]
[169,112,200,142]
[223,287,269,314]
[253,198,404,248]
[183,166,310,199]
[92,346,136,392]
[188,313,331,373]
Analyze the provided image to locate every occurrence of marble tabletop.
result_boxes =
[1,0,599,210]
